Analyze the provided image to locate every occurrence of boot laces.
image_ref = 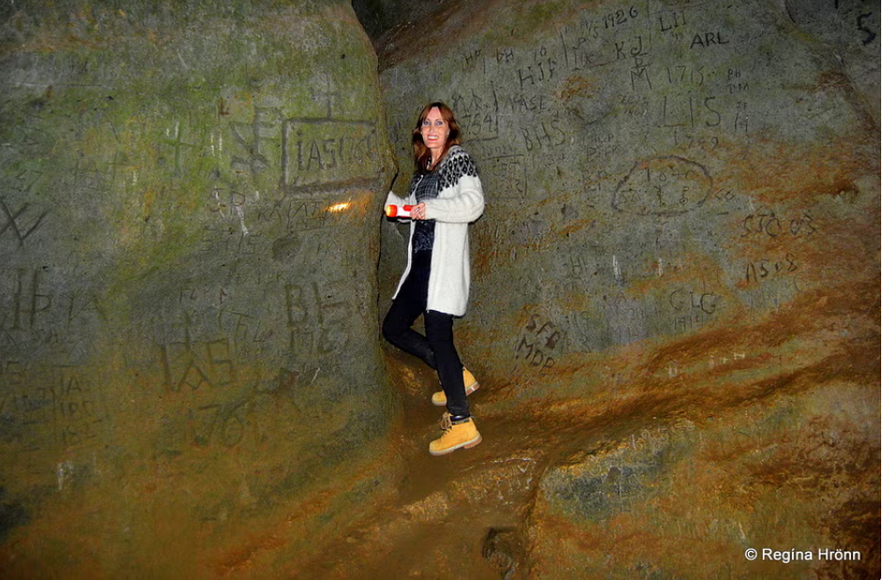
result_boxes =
[439,412,452,431]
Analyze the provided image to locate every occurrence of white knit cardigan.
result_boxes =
[386,146,485,316]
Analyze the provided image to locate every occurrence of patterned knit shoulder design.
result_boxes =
[408,172,422,191]
[438,146,479,191]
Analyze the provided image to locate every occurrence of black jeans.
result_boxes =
[382,251,469,418]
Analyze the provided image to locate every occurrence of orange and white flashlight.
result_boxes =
[385,204,415,218]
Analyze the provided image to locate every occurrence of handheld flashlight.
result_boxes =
[385,204,415,218]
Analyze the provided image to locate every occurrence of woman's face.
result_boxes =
[420,107,450,158]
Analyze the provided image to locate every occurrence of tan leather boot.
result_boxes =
[431,367,479,407]
[429,413,482,456]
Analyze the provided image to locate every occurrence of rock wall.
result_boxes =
[379,0,878,372]
[377,0,879,577]
[0,0,878,577]
[0,1,396,577]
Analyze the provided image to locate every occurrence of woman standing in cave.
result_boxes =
[382,101,485,457]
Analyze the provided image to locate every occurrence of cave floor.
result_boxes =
[288,285,880,579]
[210,281,880,579]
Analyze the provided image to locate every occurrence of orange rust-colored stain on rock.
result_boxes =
[211,531,288,576]
[725,137,877,207]
[524,372,878,577]
[557,74,597,102]
[643,278,878,375]
[206,453,400,577]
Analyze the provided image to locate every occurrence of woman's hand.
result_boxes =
[410,202,427,220]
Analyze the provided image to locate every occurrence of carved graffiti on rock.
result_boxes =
[281,118,380,195]
[612,156,712,216]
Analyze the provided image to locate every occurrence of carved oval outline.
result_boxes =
[612,156,713,216]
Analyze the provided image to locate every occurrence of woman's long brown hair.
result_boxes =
[411,102,462,174]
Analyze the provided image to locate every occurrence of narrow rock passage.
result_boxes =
[284,280,880,579]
